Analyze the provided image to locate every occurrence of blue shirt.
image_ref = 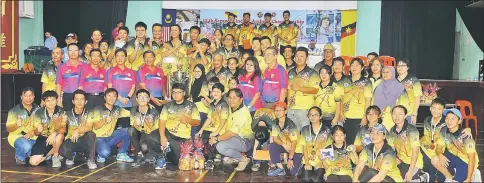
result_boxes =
[44,36,58,50]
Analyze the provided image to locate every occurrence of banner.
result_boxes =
[175,9,200,41]
[340,10,357,56]
[1,0,19,73]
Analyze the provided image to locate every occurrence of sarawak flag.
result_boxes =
[340,10,357,56]
[162,9,176,42]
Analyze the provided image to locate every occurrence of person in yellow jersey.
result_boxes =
[108,26,130,66]
[209,88,254,172]
[368,58,384,90]
[127,21,151,70]
[314,65,343,127]
[87,88,133,163]
[29,91,67,168]
[300,106,333,182]
[314,43,335,73]
[237,12,256,53]
[322,125,358,182]
[41,47,63,96]
[216,34,240,61]
[184,26,201,57]
[161,24,188,75]
[373,66,404,130]
[6,87,40,164]
[341,58,372,144]
[257,36,286,71]
[149,23,164,67]
[277,10,299,55]
[287,47,319,131]
[251,37,263,57]
[387,105,427,182]
[195,83,229,170]
[221,13,239,44]
[59,90,97,169]
[353,123,403,182]
[190,38,212,73]
[256,13,278,47]
[420,98,472,182]
[159,83,201,169]
[432,108,479,182]
[396,60,422,125]
[354,106,383,153]
[128,89,162,168]
[206,53,232,89]
[267,101,303,177]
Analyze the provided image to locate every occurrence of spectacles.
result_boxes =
[172,91,184,95]
[137,96,150,100]
[397,65,407,68]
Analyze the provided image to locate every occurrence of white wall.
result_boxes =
[163,1,356,10]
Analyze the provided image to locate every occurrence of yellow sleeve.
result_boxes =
[364,81,373,98]
[413,80,422,97]
[308,71,320,89]
[191,105,201,120]
[464,138,476,154]
[126,44,135,56]
[87,110,100,125]
[130,114,135,126]
[31,114,41,128]
[409,128,420,148]
[41,73,48,83]
[334,85,343,102]
[354,132,362,146]
[160,107,168,121]
[359,148,368,162]
[380,153,396,171]
[271,127,279,137]
[119,108,130,118]
[6,110,16,126]
[277,55,286,69]
[220,104,229,120]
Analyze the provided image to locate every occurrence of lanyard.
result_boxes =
[139,108,148,127]
[372,145,382,169]
[311,123,323,147]
[71,108,86,126]
[430,116,442,141]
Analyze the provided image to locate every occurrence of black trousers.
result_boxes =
[358,166,395,183]
[326,175,352,182]
[127,127,161,159]
[200,130,218,161]
[165,130,189,165]
[86,94,105,110]
[300,167,325,182]
[344,118,361,145]
[62,93,74,111]
[59,131,96,160]
[397,162,420,180]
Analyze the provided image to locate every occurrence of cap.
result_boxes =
[66,33,76,39]
[264,12,272,17]
[323,43,334,51]
[443,108,462,120]
[199,38,211,47]
[369,123,387,135]
[272,101,287,110]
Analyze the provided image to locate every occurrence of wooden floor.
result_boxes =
[1,119,483,182]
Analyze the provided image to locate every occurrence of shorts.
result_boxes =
[31,136,53,157]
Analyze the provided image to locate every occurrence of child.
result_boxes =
[431,108,479,182]
[322,125,358,182]
[354,105,382,153]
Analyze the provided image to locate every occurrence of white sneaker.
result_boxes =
[65,159,75,166]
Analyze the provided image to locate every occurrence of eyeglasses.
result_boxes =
[397,65,407,68]
[172,91,184,95]
[137,96,150,100]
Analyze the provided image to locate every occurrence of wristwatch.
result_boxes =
[127,96,132,100]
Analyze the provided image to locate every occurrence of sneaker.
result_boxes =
[251,163,261,172]
[15,157,26,165]
[235,157,250,171]
[87,159,97,170]
[155,158,166,170]
[97,156,106,163]
[420,171,429,183]
[45,155,52,161]
[52,156,62,168]
[65,159,75,166]
[116,153,134,163]
[205,160,214,170]
[214,154,222,162]
[444,178,456,183]
[223,157,239,164]
[131,157,145,167]
[267,168,286,176]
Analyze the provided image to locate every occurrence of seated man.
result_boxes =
[128,89,162,167]
[30,91,67,168]
[209,88,254,171]
[159,83,201,169]
[59,89,97,169]
[431,108,479,182]
[6,87,40,164]
[87,88,133,163]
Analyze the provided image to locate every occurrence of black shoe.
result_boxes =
[205,160,214,170]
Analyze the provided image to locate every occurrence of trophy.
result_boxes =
[164,56,190,98]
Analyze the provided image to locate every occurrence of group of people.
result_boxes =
[7,10,480,182]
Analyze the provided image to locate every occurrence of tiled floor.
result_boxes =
[1,121,483,182]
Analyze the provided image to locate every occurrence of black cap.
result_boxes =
[199,38,211,47]
[264,13,272,17]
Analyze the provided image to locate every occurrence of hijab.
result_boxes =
[374,66,405,110]
[190,64,206,103]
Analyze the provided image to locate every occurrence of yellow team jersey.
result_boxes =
[161,100,200,139]
[359,143,403,182]
[277,21,299,47]
[126,38,151,71]
[341,76,373,119]
[314,81,343,120]
[31,107,67,137]
[387,122,424,169]
[130,106,160,134]
[205,99,229,133]
[41,62,57,92]
[65,108,89,140]
[87,105,130,138]
[6,104,40,147]
[271,118,303,153]
[437,127,479,168]
[237,23,256,49]
[160,40,188,76]
[323,144,354,178]
[397,75,422,116]
[287,66,320,110]
[300,124,333,168]
[256,23,278,46]
[420,116,446,158]
[225,105,254,140]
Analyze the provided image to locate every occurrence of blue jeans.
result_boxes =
[96,128,130,158]
[14,137,36,161]
[444,150,469,182]
[191,112,207,139]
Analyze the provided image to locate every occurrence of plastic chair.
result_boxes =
[355,56,369,67]
[455,100,478,138]
[343,65,350,76]
[380,56,396,67]
[339,56,353,67]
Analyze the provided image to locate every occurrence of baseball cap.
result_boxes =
[369,123,387,135]
[443,108,462,120]
[264,13,272,17]
[66,33,76,39]
[323,43,334,51]
[272,101,288,110]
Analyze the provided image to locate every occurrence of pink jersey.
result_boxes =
[237,74,263,112]
[79,64,106,94]
[56,61,86,93]
[137,65,164,98]
[262,64,288,103]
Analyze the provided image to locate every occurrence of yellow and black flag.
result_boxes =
[340,10,357,56]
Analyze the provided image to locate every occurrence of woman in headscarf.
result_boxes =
[190,64,208,138]
[373,66,404,130]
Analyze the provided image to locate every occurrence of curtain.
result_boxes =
[379,1,461,80]
[457,7,484,53]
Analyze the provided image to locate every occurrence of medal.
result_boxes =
[311,150,316,156]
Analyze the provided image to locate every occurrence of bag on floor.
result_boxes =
[192,138,205,170]
[179,141,193,170]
